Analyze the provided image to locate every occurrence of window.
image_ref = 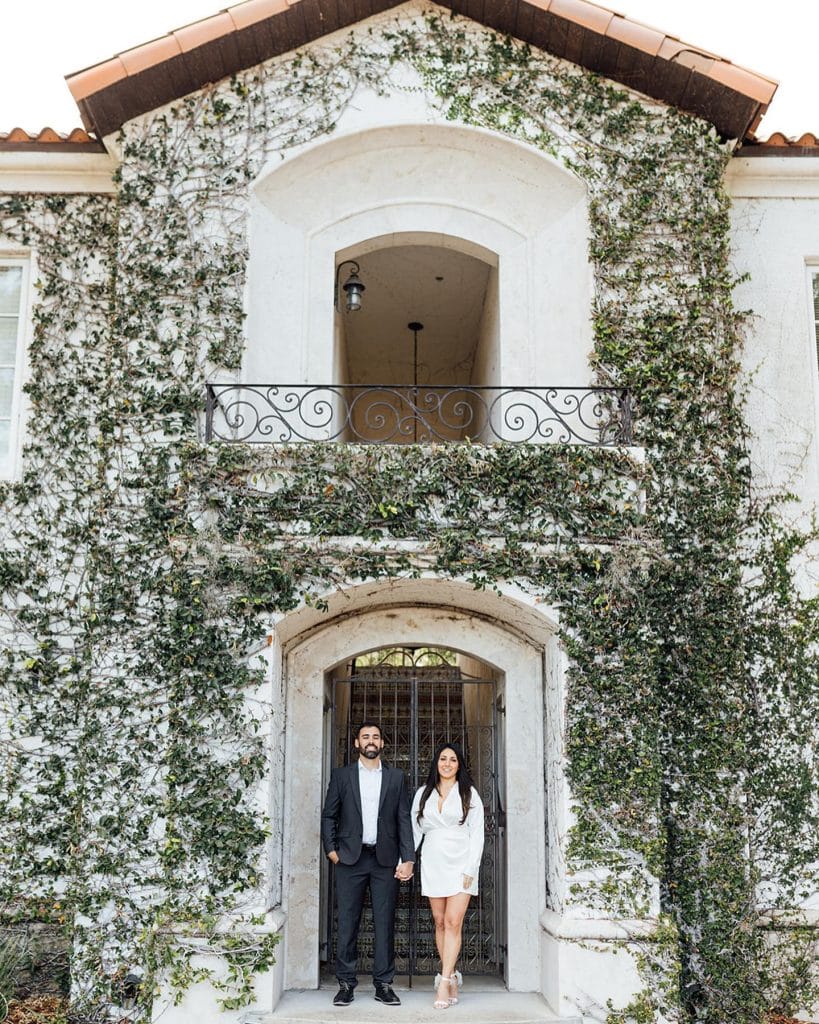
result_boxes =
[813,269,819,376]
[0,260,27,475]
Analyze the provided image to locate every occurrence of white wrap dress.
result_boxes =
[411,785,485,897]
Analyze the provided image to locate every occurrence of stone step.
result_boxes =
[250,987,581,1024]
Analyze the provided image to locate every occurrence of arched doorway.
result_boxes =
[277,588,558,995]
[321,645,505,982]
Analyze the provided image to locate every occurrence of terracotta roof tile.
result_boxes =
[228,0,297,30]
[549,0,611,35]
[0,126,104,151]
[708,61,777,105]
[657,41,715,73]
[759,131,819,147]
[174,11,237,51]
[67,57,128,103]
[120,36,183,76]
[738,131,819,156]
[606,14,663,57]
[0,127,96,143]
[4,128,32,143]
[66,128,95,142]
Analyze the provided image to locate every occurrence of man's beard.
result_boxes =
[361,745,380,759]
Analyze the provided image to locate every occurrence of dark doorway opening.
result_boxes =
[320,646,506,984]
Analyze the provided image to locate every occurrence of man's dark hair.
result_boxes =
[355,721,383,740]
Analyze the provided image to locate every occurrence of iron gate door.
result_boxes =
[322,647,504,981]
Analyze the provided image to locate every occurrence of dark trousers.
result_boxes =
[335,847,398,986]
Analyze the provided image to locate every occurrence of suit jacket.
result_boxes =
[321,761,415,868]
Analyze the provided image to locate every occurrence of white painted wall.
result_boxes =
[472,264,500,387]
[0,151,116,194]
[727,157,819,529]
[726,156,819,998]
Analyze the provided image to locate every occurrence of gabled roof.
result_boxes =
[65,0,777,142]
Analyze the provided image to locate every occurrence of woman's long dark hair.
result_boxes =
[416,741,473,826]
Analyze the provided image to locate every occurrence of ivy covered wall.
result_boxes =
[1,7,818,1022]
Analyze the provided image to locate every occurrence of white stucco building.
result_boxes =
[1,1,817,1022]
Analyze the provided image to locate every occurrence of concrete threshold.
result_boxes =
[249,985,582,1024]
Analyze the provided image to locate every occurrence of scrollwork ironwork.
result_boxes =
[205,384,633,445]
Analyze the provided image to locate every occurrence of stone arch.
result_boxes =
[262,577,569,999]
[271,575,560,650]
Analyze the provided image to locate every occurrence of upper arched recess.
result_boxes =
[252,121,586,235]
[244,119,593,387]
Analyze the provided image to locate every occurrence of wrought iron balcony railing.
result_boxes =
[204,384,633,446]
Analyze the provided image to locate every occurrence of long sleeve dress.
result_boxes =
[411,785,485,897]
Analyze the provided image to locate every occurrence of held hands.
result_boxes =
[395,861,414,881]
[462,874,473,889]
[328,851,413,880]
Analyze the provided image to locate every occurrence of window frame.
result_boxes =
[806,264,819,478]
[0,256,31,480]
[811,266,819,378]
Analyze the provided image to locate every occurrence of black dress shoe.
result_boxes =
[333,982,355,1005]
[374,983,401,1005]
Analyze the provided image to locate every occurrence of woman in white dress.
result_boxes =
[411,742,484,1010]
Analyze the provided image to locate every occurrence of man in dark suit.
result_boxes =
[321,721,415,1006]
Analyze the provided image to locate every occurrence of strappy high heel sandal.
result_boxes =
[433,975,452,1010]
[448,970,463,1004]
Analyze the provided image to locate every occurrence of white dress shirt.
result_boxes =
[358,759,383,845]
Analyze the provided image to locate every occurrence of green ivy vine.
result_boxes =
[1,9,817,1023]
